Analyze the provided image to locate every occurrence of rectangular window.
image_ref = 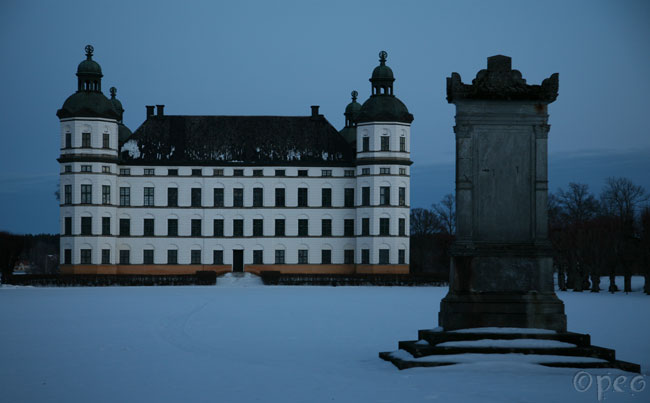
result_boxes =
[233,219,244,237]
[275,169,285,177]
[233,188,244,207]
[168,250,178,265]
[344,219,354,237]
[119,250,130,265]
[213,250,223,265]
[81,217,92,235]
[168,219,178,236]
[119,219,130,236]
[64,217,72,235]
[298,249,308,264]
[321,219,332,236]
[275,219,285,236]
[168,187,178,207]
[102,217,110,235]
[253,169,263,177]
[361,249,370,264]
[144,187,154,206]
[143,249,154,264]
[344,188,354,207]
[321,169,332,177]
[65,133,71,148]
[81,184,92,204]
[379,249,390,264]
[321,188,332,207]
[321,250,331,264]
[82,132,91,148]
[103,133,110,149]
[298,169,308,177]
[253,188,263,207]
[102,165,110,173]
[64,249,72,264]
[213,219,224,237]
[191,250,201,264]
[191,219,202,236]
[380,186,390,206]
[298,219,308,236]
[233,169,244,177]
[380,167,390,174]
[399,168,406,175]
[213,169,224,176]
[381,136,389,151]
[191,188,201,207]
[80,249,92,264]
[213,188,224,207]
[400,136,406,152]
[81,165,91,172]
[65,165,72,173]
[398,249,406,264]
[168,169,178,176]
[399,218,406,236]
[275,188,285,207]
[362,137,369,152]
[120,168,130,175]
[362,218,370,236]
[362,168,370,175]
[275,250,285,264]
[144,218,154,236]
[192,169,202,176]
[119,187,130,206]
[362,187,370,206]
[64,185,72,204]
[101,249,110,264]
[144,168,154,176]
[344,249,354,264]
[344,169,354,177]
[297,188,308,207]
[399,187,406,206]
[253,219,263,236]
[253,250,263,264]
[380,218,390,236]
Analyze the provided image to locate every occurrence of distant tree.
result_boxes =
[641,207,650,295]
[54,179,60,202]
[433,193,456,236]
[410,208,440,236]
[0,232,24,282]
[557,183,599,224]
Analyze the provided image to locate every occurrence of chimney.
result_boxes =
[146,105,155,118]
[311,105,320,117]
[156,105,165,116]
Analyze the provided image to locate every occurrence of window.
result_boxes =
[65,165,72,173]
[275,188,285,207]
[275,169,285,177]
[361,168,370,175]
[233,219,243,237]
[168,219,178,236]
[400,136,406,152]
[101,249,110,264]
[81,165,91,172]
[233,169,244,177]
[298,219,308,236]
[275,219,285,236]
[344,250,354,264]
[81,217,92,235]
[297,188,308,207]
[102,217,110,235]
[82,132,91,148]
[399,218,406,236]
[119,187,130,206]
[192,169,202,176]
[144,168,154,176]
[81,184,92,204]
[321,169,332,177]
[321,219,332,236]
[253,188,263,207]
[80,249,92,264]
[168,188,178,207]
[65,133,71,148]
[253,219,263,236]
[213,188,224,207]
[361,249,370,264]
[275,250,285,264]
[191,219,202,236]
[344,188,354,207]
[120,168,130,175]
[233,188,244,207]
[321,188,332,207]
[381,136,389,151]
[119,219,130,236]
[64,185,72,204]
[253,250,263,264]
[191,188,201,207]
[379,249,390,264]
[64,249,72,264]
[119,250,130,265]
[191,250,201,264]
[344,219,354,237]
[144,187,154,206]
[64,217,72,235]
[144,218,154,236]
[253,169,263,177]
[399,168,407,175]
[102,165,110,173]
[213,250,223,265]
[213,169,224,176]
[380,186,390,206]
[362,187,370,206]
[399,187,406,206]
[298,169,308,177]
[344,170,354,177]
[362,137,369,152]
[321,250,331,264]
[143,250,154,264]
[168,169,178,176]
[103,133,110,149]
[298,249,308,264]
[168,250,178,265]
[362,218,370,236]
[398,249,406,264]
[213,219,224,236]
[380,218,390,236]
[380,167,390,174]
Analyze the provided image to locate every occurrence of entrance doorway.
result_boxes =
[233,250,244,272]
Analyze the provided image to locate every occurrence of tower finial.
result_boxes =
[351,90,358,102]
[110,87,117,98]
[379,50,387,65]
[85,44,94,59]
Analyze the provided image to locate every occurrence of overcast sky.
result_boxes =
[0,0,649,234]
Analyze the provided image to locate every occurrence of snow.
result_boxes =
[120,139,141,158]
[0,282,648,403]
[450,327,557,334]
[389,349,607,364]
[437,339,576,348]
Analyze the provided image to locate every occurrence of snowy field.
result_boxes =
[0,275,648,403]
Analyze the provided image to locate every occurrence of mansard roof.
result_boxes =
[120,115,355,166]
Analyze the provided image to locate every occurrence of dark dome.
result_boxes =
[356,95,413,124]
[109,87,124,121]
[77,58,102,76]
[57,91,119,119]
[371,64,394,81]
[118,123,133,144]
[345,99,361,115]
[339,126,357,144]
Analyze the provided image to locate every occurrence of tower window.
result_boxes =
[344,219,354,237]
[380,218,390,236]
[298,219,308,236]
[213,250,223,265]
[103,133,110,149]
[101,249,110,264]
[321,219,332,236]
[361,249,370,264]
[399,187,406,206]
[80,249,92,264]
[144,187,154,206]
[362,168,370,175]
[81,184,92,204]
[213,219,224,237]
[362,218,370,236]
[65,165,72,173]
[192,219,202,236]
[381,136,389,151]
[380,186,391,205]
[344,250,354,264]
[379,249,390,264]
[344,170,354,177]
[143,250,154,265]
[253,250,263,264]
[64,185,72,204]
[119,219,130,236]
[102,166,110,173]
[82,133,91,148]
[65,133,71,148]
[298,249,308,264]
[275,250,285,264]
[275,219,285,236]
[399,168,406,175]
[168,250,178,265]
[144,219,154,236]
[362,187,370,206]
[81,165,91,172]
[81,217,92,235]
[362,137,369,152]
[119,187,130,206]
[253,219,263,236]
[119,250,130,265]
[233,219,243,237]
[321,250,331,264]
[102,217,110,235]
[102,185,110,205]
[380,167,390,174]
[191,250,201,265]
[344,188,354,207]
[120,168,130,175]
[399,218,406,236]
[168,219,178,236]
[400,136,406,152]
[64,217,72,235]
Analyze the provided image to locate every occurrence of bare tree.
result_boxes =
[410,208,440,236]
[557,183,599,224]
[433,193,456,236]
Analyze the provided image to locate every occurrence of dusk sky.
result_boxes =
[1,0,649,234]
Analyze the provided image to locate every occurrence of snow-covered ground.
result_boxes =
[0,278,648,403]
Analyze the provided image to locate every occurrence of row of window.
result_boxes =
[64,185,407,207]
[66,248,406,265]
[64,132,111,149]
[65,166,408,177]
[360,135,407,152]
[66,216,408,237]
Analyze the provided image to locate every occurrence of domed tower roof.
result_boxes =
[340,90,361,145]
[356,51,413,124]
[109,87,124,122]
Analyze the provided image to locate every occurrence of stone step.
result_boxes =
[418,329,591,346]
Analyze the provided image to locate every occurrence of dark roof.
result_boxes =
[57,91,120,120]
[356,95,413,124]
[120,115,355,165]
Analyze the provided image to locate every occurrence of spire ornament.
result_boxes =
[379,50,387,65]
[351,90,358,103]
[85,44,94,59]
